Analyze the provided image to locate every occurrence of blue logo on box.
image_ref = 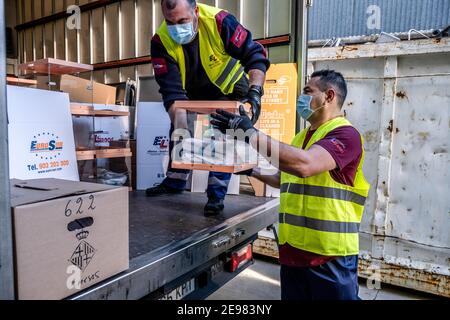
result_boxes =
[30,132,64,160]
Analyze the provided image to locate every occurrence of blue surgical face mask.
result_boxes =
[297,94,314,120]
[167,22,196,45]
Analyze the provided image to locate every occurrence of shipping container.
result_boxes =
[307,37,450,297]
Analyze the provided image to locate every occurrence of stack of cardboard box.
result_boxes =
[11,178,129,300]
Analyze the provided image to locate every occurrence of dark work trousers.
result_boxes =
[280,255,360,300]
[162,76,249,200]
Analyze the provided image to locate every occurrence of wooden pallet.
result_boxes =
[173,100,243,114]
[76,149,97,161]
[96,148,132,159]
[19,58,93,76]
[172,161,256,174]
[70,104,130,117]
[6,76,37,86]
[76,148,132,161]
[253,236,279,259]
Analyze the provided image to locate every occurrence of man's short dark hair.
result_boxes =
[310,69,348,108]
[161,0,196,10]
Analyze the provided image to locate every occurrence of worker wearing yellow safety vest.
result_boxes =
[147,0,270,217]
[211,70,370,300]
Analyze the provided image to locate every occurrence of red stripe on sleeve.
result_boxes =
[216,10,229,35]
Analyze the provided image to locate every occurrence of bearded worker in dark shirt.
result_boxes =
[211,70,371,300]
[147,0,270,217]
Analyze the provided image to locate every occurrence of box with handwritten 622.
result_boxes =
[10,179,129,300]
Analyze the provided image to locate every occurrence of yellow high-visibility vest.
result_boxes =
[279,117,370,256]
[156,3,245,94]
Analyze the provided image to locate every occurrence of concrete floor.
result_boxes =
[207,257,438,300]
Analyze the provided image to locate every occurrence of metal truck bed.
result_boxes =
[71,192,279,300]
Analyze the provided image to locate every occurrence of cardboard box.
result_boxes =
[248,63,298,198]
[136,102,171,191]
[11,178,129,300]
[36,74,61,91]
[60,74,117,104]
[260,63,298,144]
[7,85,79,181]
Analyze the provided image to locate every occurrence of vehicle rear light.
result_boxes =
[228,244,253,272]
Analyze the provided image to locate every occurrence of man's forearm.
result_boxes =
[250,130,311,178]
[248,69,266,87]
[250,168,281,188]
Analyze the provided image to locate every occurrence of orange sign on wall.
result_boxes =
[260,63,298,144]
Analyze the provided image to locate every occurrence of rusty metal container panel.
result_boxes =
[308,38,450,297]
[311,57,385,236]
[384,54,450,268]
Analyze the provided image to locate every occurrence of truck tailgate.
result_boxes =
[71,192,279,300]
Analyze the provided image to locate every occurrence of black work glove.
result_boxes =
[210,105,257,137]
[235,168,254,176]
[241,85,263,124]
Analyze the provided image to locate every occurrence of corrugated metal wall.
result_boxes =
[14,0,294,84]
[309,0,450,40]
